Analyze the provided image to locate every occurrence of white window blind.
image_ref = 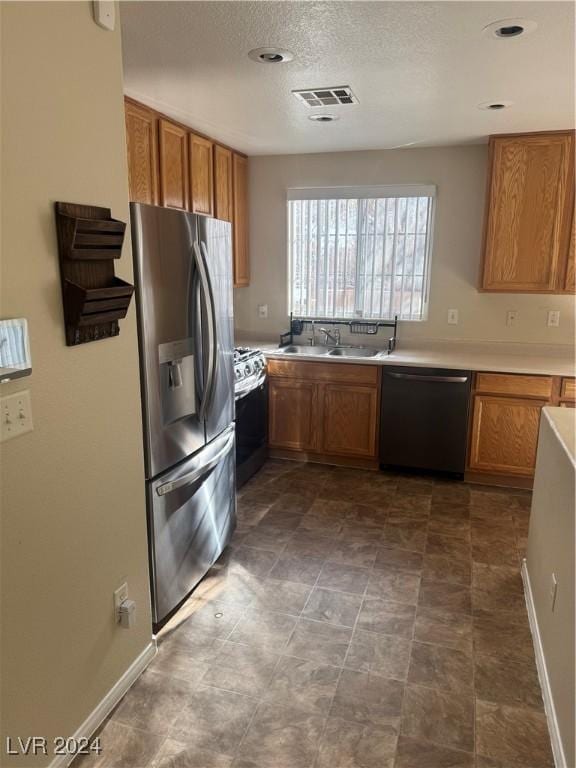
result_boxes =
[288,186,435,321]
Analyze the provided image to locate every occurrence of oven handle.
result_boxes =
[156,426,235,497]
[235,372,267,401]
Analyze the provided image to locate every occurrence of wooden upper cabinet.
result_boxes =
[233,153,249,287]
[564,212,575,292]
[269,379,317,451]
[321,384,378,458]
[124,100,158,205]
[481,131,575,293]
[189,133,214,216]
[469,395,544,476]
[213,145,233,221]
[158,119,189,210]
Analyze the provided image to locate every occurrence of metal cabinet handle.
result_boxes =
[386,372,469,383]
[156,426,235,497]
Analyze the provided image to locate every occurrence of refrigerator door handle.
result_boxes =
[156,425,235,497]
[193,241,217,421]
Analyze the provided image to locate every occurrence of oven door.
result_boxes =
[235,378,268,487]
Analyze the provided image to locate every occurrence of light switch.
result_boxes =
[1,390,33,442]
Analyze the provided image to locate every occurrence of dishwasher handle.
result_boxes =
[385,372,469,384]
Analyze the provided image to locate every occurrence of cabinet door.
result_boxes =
[124,100,158,205]
[189,133,214,216]
[269,379,318,451]
[233,153,249,287]
[482,132,574,292]
[214,145,233,222]
[321,384,378,458]
[469,395,545,476]
[158,119,189,210]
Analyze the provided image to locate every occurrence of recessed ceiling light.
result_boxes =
[483,18,537,39]
[309,114,339,123]
[478,100,513,111]
[248,47,294,64]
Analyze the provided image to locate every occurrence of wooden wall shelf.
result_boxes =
[55,202,134,346]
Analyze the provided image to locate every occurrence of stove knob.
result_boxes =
[235,368,242,379]
[244,363,252,376]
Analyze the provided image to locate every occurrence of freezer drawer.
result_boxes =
[380,367,472,475]
[148,425,236,625]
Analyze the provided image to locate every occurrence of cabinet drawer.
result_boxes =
[475,372,553,399]
[560,377,576,401]
[268,359,378,386]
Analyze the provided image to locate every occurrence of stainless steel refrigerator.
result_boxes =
[131,203,236,627]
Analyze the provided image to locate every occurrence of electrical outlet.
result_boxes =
[113,582,128,623]
[258,304,268,319]
[506,310,517,327]
[1,390,33,442]
[550,573,558,611]
[447,309,459,325]
[547,310,560,327]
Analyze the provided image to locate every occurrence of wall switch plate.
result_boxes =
[547,310,560,327]
[1,390,33,442]
[258,304,268,318]
[447,309,459,325]
[113,582,128,623]
[550,573,558,612]
[506,310,517,327]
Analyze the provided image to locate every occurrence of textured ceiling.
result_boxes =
[120,1,575,156]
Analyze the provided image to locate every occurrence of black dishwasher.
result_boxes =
[380,366,472,477]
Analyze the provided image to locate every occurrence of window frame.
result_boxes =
[286,185,436,323]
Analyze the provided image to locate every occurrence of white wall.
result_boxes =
[526,408,575,768]
[1,3,152,764]
[235,146,575,346]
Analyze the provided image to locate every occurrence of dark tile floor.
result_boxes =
[80,460,553,768]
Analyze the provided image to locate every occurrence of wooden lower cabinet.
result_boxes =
[269,379,318,451]
[466,372,574,484]
[322,384,378,457]
[468,395,545,476]
[268,360,380,464]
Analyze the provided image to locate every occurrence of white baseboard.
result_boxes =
[49,641,157,768]
[521,560,567,768]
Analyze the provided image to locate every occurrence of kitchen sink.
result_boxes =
[279,345,330,355]
[328,347,380,357]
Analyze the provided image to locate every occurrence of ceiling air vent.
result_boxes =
[292,86,358,108]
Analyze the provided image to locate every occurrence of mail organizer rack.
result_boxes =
[55,202,134,346]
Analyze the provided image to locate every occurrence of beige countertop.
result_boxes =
[237,338,575,377]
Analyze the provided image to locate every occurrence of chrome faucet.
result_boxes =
[308,320,317,346]
[319,327,341,346]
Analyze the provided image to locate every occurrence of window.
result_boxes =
[288,186,435,321]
